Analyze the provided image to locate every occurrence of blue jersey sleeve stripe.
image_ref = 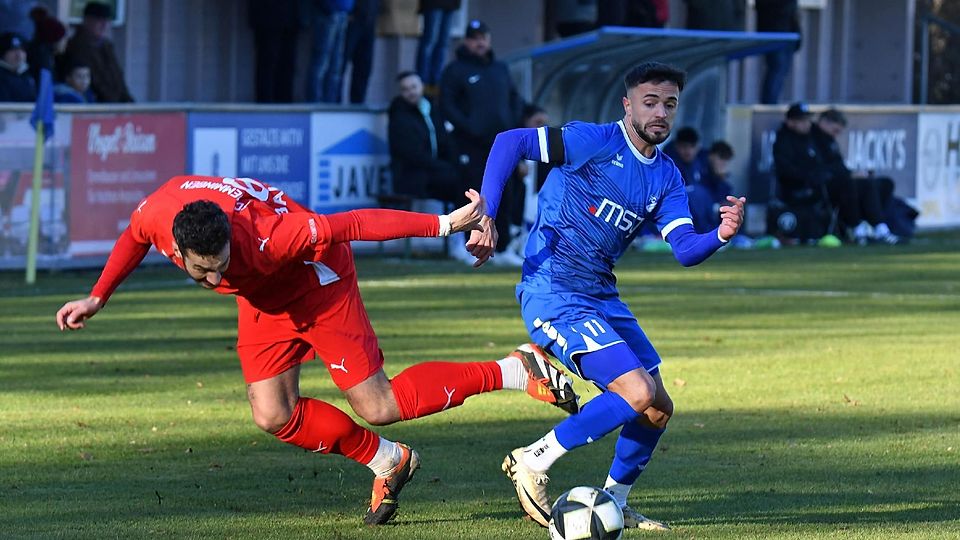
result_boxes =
[660,217,693,238]
[538,126,549,163]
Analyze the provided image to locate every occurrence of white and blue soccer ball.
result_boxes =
[548,486,624,540]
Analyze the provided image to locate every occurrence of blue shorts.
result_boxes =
[518,290,662,385]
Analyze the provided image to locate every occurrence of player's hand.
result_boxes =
[56,296,103,331]
[466,215,498,267]
[447,189,486,234]
[718,196,746,241]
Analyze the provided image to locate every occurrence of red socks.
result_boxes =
[390,361,502,421]
[274,397,380,464]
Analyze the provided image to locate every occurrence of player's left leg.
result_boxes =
[600,305,672,530]
[341,344,577,425]
[304,287,576,425]
[604,371,672,531]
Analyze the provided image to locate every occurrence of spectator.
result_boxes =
[439,19,524,266]
[597,0,668,28]
[248,0,301,103]
[663,126,709,186]
[415,0,460,94]
[684,0,745,31]
[341,0,379,104]
[305,0,354,103]
[756,0,800,104]
[62,2,133,103]
[554,0,597,37]
[54,61,95,103]
[25,6,66,87]
[811,109,902,244]
[0,32,35,102]
[685,141,737,234]
[387,71,461,203]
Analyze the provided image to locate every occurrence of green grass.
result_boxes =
[2,236,959,539]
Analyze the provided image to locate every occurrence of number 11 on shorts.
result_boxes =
[583,319,606,337]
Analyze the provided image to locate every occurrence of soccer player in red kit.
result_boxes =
[55,175,578,525]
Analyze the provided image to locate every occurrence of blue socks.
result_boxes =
[554,390,640,450]
[608,420,665,484]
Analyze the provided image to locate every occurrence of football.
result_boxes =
[548,486,624,540]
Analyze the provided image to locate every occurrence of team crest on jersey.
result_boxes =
[646,195,658,213]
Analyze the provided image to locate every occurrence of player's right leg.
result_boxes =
[237,308,419,525]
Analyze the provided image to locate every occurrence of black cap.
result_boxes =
[465,19,490,38]
[785,102,812,120]
[83,1,113,19]
[0,32,25,56]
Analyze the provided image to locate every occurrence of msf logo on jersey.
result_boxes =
[589,198,644,235]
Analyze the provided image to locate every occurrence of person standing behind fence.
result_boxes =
[248,0,301,103]
[306,0,354,103]
[25,6,66,88]
[54,61,95,103]
[416,0,460,95]
[62,2,133,103]
[756,0,800,105]
[341,0,379,104]
[440,19,524,266]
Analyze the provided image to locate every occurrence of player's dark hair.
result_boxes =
[173,200,230,257]
[396,70,418,82]
[709,140,734,160]
[624,62,686,93]
[675,126,699,145]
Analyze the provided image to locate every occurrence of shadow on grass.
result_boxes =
[2,408,959,536]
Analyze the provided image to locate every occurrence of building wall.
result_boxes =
[70,0,913,106]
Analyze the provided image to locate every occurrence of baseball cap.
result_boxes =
[465,19,490,38]
[0,32,25,57]
[785,102,812,120]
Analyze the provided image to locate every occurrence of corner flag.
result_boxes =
[26,68,55,284]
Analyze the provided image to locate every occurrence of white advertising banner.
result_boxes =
[308,111,390,214]
[916,113,960,228]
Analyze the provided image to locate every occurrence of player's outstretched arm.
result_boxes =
[446,189,486,234]
[666,196,746,267]
[56,296,103,331]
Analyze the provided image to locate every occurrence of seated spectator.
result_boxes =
[26,6,66,87]
[0,32,35,102]
[811,108,904,244]
[771,103,835,242]
[387,71,462,203]
[663,126,709,185]
[54,62,95,103]
[62,2,134,103]
[686,141,735,234]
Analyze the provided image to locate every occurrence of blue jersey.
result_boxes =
[518,120,693,298]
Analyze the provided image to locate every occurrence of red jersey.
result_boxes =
[91,175,440,320]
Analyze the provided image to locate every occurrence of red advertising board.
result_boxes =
[69,113,186,255]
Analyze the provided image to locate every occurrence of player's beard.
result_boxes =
[632,119,670,146]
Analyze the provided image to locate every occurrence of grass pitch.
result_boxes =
[1,236,959,539]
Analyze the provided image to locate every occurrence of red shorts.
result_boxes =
[235,280,383,389]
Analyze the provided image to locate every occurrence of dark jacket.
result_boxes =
[388,95,457,198]
[663,142,709,186]
[685,0,745,31]
[418,0,461,12]
[0,63,37,102]
[439,45,523,149]
[772,123,829,203]
[810,123,852,182]
[62,26,134,103]
[756,0,801,49]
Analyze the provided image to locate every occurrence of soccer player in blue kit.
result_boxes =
[466,62,746,529]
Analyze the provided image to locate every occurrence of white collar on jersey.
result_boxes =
[617,120,657,165]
